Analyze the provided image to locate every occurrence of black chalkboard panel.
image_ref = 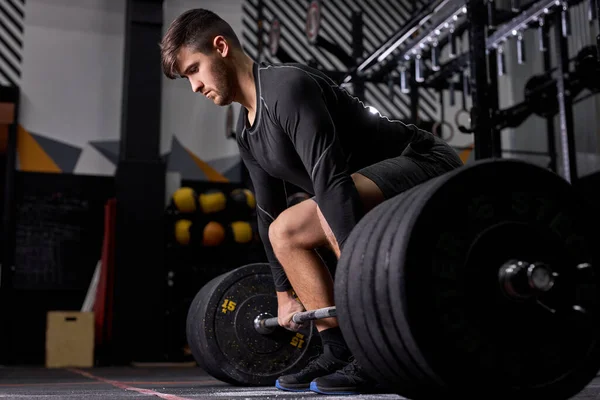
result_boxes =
[11,171,115,291]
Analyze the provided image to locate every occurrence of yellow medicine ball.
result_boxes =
[198,190,227,214]
[229,221,254,244]
[174,219,192,245]
[172,187,197,213]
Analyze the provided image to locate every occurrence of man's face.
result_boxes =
[176,44,235,106]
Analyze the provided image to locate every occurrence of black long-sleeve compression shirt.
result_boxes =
[236,62,430,291]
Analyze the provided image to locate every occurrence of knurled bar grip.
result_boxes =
[261,306,337,329]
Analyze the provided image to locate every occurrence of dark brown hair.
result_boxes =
[160,9,242,79]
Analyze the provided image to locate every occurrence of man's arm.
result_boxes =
[237,139,291,291]
[275,74,363,249]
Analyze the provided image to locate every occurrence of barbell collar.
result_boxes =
[499,260,556,300]
[254,313,276,335]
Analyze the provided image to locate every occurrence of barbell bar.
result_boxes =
[254,306,337,334]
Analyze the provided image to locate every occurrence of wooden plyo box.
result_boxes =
[45,311,94,368]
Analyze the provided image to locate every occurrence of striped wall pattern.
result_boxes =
[241,0,440,122]
[0,0,25,87]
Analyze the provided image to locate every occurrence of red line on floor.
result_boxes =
[0,379,223,388]
[0,382,105,388]
[69,369,195,400]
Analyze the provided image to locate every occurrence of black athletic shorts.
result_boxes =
[356,134,463,199]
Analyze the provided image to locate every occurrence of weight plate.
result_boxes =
[395,159,600,398]
[573,171,600,286]
[350,195,408,382]
[186,272,232,382]
[337,198,390,381]
[574,171,600,223]
[376,179,447,393]
[186,263,321,386]
[362,184,430,386]
[336,197,397,385]
[385,174,456,395]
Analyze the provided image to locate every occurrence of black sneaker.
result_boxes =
[309,357,380,395]
[275,348,350,392]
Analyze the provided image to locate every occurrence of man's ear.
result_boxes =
[213,36,229,57]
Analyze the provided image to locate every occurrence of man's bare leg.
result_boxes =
[270,173,385,332]
[272,174,386,390]
[269,199,338,332]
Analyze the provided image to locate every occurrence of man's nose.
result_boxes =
[190,80,203,93]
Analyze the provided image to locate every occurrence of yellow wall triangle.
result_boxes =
[459,144,474,164]
[17,126,61,173]
[185,148,229,182]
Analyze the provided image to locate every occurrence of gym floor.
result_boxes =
[1,366,599,400]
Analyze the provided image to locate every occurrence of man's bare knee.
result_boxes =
[268,217,296,250]
[269,201,328,251]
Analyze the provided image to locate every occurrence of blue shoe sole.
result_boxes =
[275,379,312,392]
[309,381,360,395]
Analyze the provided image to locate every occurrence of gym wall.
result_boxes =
[10,0,247,182]
[17,0,125,176]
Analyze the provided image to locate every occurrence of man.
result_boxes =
[160,8,463,395]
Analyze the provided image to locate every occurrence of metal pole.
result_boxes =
[1,89,17,294]
[113,0,166,364]
[541,23,558,173]
[468,0,494,159]
[410,60,420,124]
[0,86,19,365]
[554,9,578,182]
[486,0,502,158]
[352,11,365,100]
[596,0,600,62]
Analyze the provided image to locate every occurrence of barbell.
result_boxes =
[186,159,600,398]
[254,306,337,334]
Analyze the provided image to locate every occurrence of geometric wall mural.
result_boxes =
[89,140,120,166]
[165,136,228,182]
[165,136,244,183]
[458,143,474,164]
[89,135,245,183]
[29,131,81,172]
[17,126,82,173]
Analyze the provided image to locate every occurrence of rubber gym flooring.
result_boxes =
[1,366,599,400]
